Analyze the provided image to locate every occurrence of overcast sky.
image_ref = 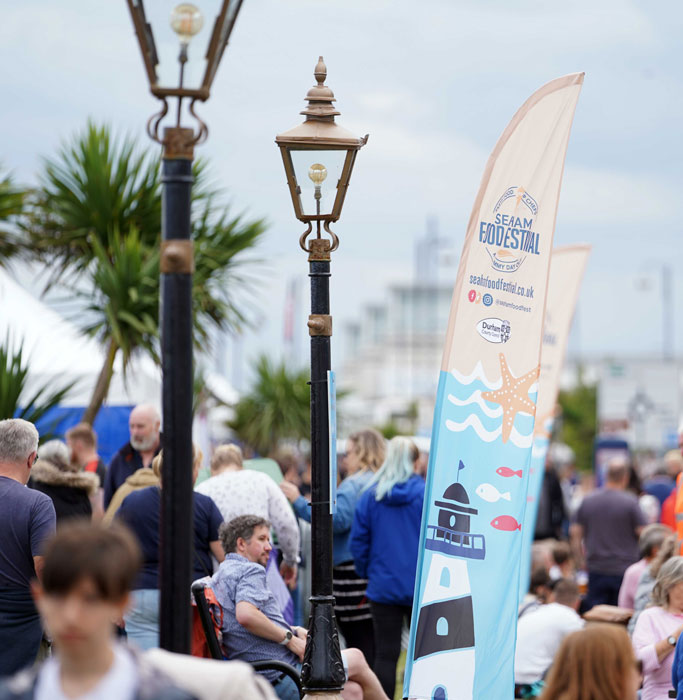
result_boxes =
[2,0,682,388]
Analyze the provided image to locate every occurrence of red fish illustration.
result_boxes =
[491,515,521,531]
[496,467,523,478]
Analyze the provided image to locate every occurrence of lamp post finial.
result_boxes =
[314,56,326,85]
[303,56,339,121]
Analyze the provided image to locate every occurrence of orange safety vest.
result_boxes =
[674,472,683,553]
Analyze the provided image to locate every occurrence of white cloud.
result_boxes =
[1,0,682,365]
[561,165,677,226]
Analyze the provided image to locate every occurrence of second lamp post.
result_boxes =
[276,57,367,695]
[125,0,244,653]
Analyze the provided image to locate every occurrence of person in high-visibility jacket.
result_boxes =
[670,432,683,550]
[662,451,683,528]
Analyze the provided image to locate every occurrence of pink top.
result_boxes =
[619,558,648,609]
[633,606,683,700]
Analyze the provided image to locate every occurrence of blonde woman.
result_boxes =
[281,428,385,665]
[349,436,424,698]
[632,556,683,699]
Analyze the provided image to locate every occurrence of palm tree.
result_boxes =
[0,336,74,438]
[229,355,311,456]
[26,123,161,283]
[0,167,26,266]
[26,122,266,424]
[74,226,160,423]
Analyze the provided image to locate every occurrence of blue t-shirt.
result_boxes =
[0,476,56,589]
[116,486,223,589]
[211,553,298,679]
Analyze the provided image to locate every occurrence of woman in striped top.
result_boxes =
[281,428,385,665]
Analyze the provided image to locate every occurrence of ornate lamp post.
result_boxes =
[276,57,367,695]
[125,0,244,654]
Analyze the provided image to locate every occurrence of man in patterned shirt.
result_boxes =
[211,516,388,700]
[196,445,300,587]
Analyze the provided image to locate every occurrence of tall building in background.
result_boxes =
[340,219,458,435]
[596,358,681,450]
[339,225,683,451]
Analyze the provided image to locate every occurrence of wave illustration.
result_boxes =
[449,362,502,389]
[448,391,503,418]
[531,437,549,459]
[445,415,534,449]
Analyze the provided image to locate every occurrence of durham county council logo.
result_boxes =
[479,186,540,273]
[477,318,511,344]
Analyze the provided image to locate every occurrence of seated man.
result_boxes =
[211,515,388,700]
[0,522,195,700]
[513,578,584,694]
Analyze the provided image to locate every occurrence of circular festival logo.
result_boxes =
[478,186,540,273]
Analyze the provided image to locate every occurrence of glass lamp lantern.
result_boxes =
[126,0,243,102]
[276,57,368,243]
[276,57,368,696]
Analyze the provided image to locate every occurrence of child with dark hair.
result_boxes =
[0,522,196,700]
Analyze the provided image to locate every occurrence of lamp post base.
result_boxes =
[301,596,345,693]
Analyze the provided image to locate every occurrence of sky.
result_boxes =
[2,0,682,390]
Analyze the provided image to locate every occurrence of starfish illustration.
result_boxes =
[482,353,540,443]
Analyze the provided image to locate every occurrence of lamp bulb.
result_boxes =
[170,3,204,43]
[308,163,328,186]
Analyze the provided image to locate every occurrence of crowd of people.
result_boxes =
[2,406,683,700]
[0,412,427,700]
[513,428,683,699]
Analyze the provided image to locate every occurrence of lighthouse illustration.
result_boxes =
[408,461,485,700]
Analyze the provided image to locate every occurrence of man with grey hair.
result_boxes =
[0,419,56,675]
[104,403,161,507]
[570,457,646,609]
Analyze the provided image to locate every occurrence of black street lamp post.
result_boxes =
[125,0,244,654]
[276,58,367,695]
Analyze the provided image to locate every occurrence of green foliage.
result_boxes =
[229,356,310,455]
[377,420,401,440]
[25,122,266,421]
[0,337,74,438]
[0,167,26,266]
[27,123,265,342]
[26,122,161,282]
[192,365,209,416]
[192,196,264,342]
[75,227,160,367]
[556,380,597,472]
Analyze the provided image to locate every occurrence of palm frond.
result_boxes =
[0,335,75,439]
[22,121,267,420]
[228,356,310,455]
[0,167,27,267]
[23,122,161,282]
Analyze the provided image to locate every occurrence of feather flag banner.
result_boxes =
[404,74,584,699]
[518,244,590,597]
